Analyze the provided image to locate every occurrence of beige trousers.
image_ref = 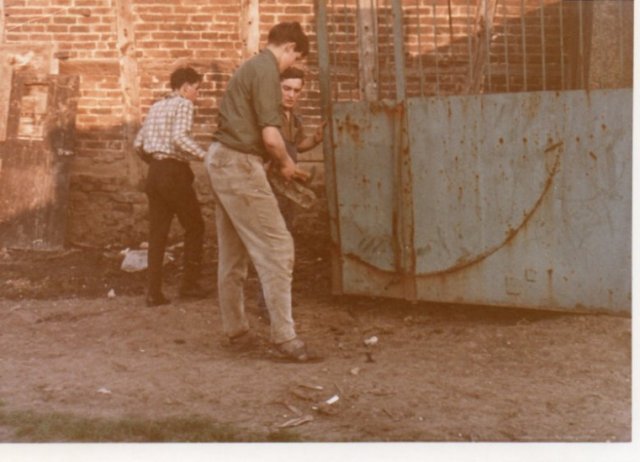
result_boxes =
[204,142,297,344]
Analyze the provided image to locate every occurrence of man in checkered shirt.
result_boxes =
[134,67,208,307]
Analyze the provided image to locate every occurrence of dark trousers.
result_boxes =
[145,158,204,295]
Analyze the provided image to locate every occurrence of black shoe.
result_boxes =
[179,282,210,299]
[146,292,170,307]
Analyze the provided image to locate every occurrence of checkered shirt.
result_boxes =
[134,92,207,162]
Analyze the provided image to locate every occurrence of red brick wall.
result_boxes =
[0,0,630,246]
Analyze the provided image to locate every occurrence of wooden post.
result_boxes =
[0,1,7,142]
[114,0,144,188]
[390,0,406,101]
[240,0,260,59]
[356,0,378,101]
[0,58,11,143]
[464,0,498,94]
[0,0,5,44]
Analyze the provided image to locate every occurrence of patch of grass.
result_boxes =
[0,409,302,442]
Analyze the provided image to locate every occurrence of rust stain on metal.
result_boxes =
[416,140,564,278]
[342,252,411,295]
[342,115,362,146]
[544,141,563,153]
[341,140,565,280]
[391,207,401,272]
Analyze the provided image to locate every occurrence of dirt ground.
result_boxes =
[0,205,632,444]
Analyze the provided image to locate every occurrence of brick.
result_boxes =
[53,16,77,24]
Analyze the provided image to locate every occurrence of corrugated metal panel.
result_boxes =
[330,89,631,313]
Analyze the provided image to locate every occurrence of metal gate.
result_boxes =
[315,0,632,313]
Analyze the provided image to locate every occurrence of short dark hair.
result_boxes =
[268,21,309,57]
[170,67,202,90]
[280,67,305,83]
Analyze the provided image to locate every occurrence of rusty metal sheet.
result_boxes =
[333,101,397,273]
[330,89,631,313]
[409,92,565,276]
[409,89,630,312]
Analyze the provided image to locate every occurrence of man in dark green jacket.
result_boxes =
[205,22,314,362]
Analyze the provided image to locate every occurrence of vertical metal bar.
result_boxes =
[382,0,393,98]
[390,3,416,299]
[0,0,5,44]
[391,0,406,100]
[394,93,416,300]
[417,0,425,97]
[432,2,440,95]
[372,0,380,97]
[337,0,343,100]
[314,0,343,294]
[338,0,343,99]
[578,0,584,88]
[328,0,336,101]
[520,0,527,90]
[466,0,472,84]
[618,0,624,83]
[559,0,564,90]
[343,0,353,101]
[540,0,546,90]
[447,0,455,55]
[485,0,492,91]
[502,0,510,92]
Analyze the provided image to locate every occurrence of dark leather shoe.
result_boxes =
[146,292,170,307]
[179,283,211,299]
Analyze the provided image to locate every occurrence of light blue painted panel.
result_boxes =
[408,90,631,312]
[409,93,565,275]
[332,101,397,272]
[330,89,631,313]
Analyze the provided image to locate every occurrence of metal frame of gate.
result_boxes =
[315,0,632,313]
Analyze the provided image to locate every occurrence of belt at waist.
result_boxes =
[215,142,264,160]
[150,153,188,163]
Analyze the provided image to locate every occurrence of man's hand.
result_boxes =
[279,157,310,183]
[313,120,327,145]
[279,157,297,181]
[262,126,311,182]
[293,165,311,182]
